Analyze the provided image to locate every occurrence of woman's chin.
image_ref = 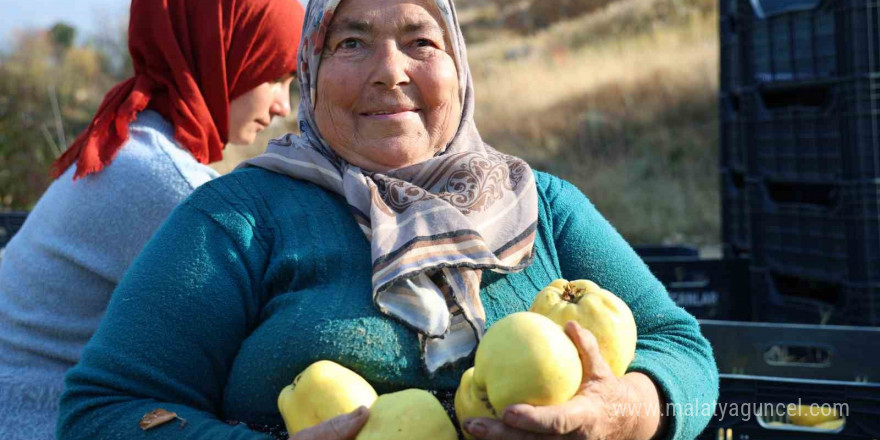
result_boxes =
[228,133,257,146]
[364,145,435,171]
[329,134,432,171]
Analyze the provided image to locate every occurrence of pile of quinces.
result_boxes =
[277,279,638,439]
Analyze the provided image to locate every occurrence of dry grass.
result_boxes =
[467,0,720,245]
[215,0,721,246]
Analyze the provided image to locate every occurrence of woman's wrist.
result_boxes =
[621,372,668,440]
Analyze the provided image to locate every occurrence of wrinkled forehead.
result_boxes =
[332,0,450,41]
[308,0,455,40]
[334,0,439,20]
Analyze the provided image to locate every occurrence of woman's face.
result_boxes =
[228,75,295,145]
[314,0,462,172]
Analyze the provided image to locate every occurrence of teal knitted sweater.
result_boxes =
[58,167,718,440]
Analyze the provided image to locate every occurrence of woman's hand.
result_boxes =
[463,322,667,440]
[288,407,369,440]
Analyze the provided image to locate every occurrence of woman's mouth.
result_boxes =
[361,108,420,120]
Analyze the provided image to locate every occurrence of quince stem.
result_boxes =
[561,285,585,304]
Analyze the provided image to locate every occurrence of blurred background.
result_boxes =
[0,0,721,249]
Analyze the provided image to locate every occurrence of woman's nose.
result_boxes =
[370,41,410,89]
[271,85,292,118]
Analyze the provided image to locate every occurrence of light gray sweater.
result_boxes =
[0,110,219,440]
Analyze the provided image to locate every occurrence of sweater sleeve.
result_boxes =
[539,173,718,440]
[56,184,272,440]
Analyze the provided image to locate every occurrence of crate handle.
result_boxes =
[763,344,832,368]
[724,95,740,113]
[758,84,833,111]
[764,181,843,211]
[765,273,839,324]
[749,0,825,19]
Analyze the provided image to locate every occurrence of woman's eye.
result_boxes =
[338,38,361,50]
[414,38,434,48]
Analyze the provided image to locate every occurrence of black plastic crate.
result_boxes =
[751,268,838,324]
[748,179,880,284]
[697,375,880,439]
[742,83,841,182]
[720,15,743,93]
[840,79,880,181]
[699,320,880,382]
[720,0,739,18]
[0,212,27,250]
[742,79,880,182]
[840,283,880,328]
[737,0,880,86]
[641,257,751,320]
[748,180,848,282]
[750,268,880,326]
[697,320,880,440]
[721,171,750,254]
[720,95,747,173]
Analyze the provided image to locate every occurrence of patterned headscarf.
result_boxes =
[239,0,538,373]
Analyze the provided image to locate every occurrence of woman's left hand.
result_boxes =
[463,321,665,440]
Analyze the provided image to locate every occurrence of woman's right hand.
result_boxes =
[287,407,370,440]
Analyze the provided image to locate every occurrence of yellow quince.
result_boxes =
[454,367,496,437]
[787,404,841,427]
[455,312,582,439]
[277,360,378,435]
[355,389,458,440]
[530,279,637,377]
[811,418,845,430]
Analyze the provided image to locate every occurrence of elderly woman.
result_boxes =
[57,0,718,438]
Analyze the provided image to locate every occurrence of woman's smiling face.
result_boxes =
[313,0,461,172]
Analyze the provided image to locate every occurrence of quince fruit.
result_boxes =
[277,360,378,435]
[454,367,495,433]
[455,312,582,439]
[355,388,457,440]
[787,404,841,427]
[811,418,844,430]
[530,279,637,377]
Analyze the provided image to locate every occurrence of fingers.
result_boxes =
[464,417,563,440]
[564,321,613,380]
[500,399,588,435]
[290,406,369,440]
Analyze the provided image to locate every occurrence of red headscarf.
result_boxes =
[51,0,304,180]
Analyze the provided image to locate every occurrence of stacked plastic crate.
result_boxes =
[720,0,750,258]
[697,320,880,440]
[721,0,880,326]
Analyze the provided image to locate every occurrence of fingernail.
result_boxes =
[465,420,487,437]
[353,406,367,417]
